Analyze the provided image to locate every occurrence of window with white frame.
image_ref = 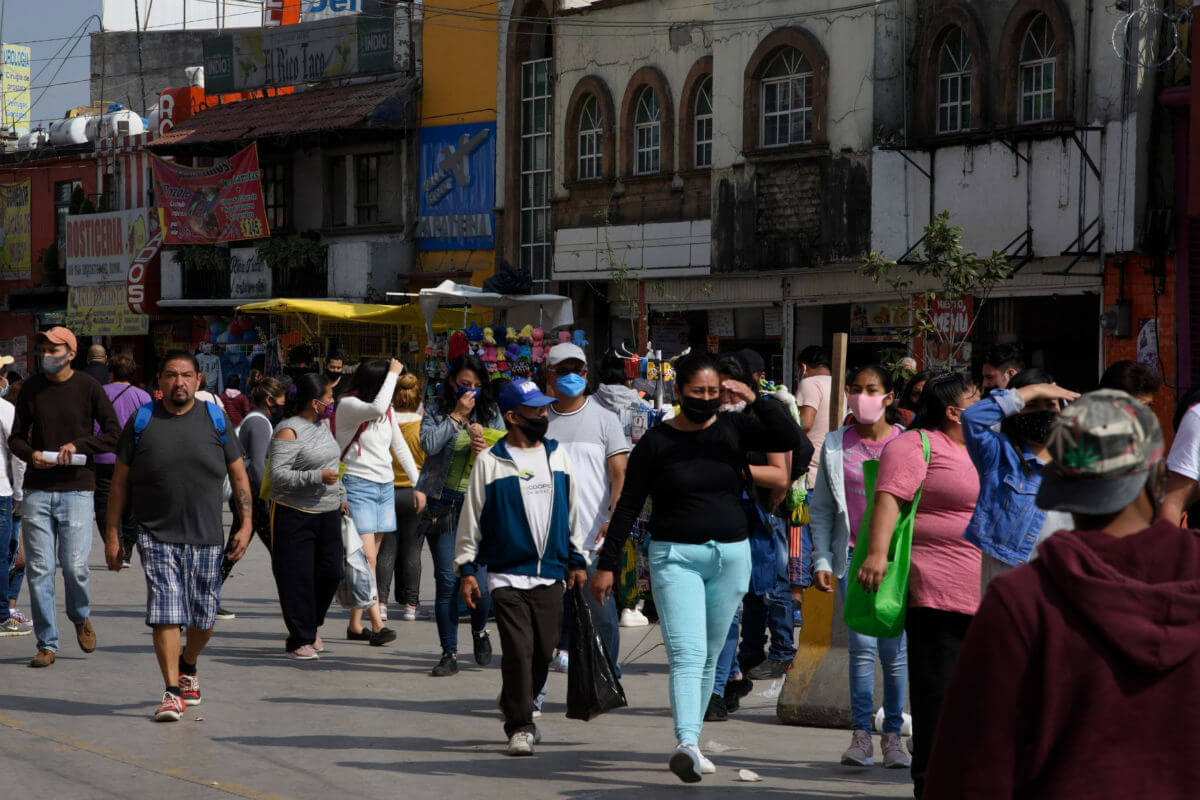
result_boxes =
[520,58,552,287]
[633,88,662,175]
[760,48,813,147]
[694,77,713,168]
[1019,14,1055,124]
[937,28,972,134]
[577,96,602,180]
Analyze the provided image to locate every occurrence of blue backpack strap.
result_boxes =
[203,401,227,444]
[132,402,156,446]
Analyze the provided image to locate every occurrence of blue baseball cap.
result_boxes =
[498,378,558,414]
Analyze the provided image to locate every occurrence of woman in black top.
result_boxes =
[592,353,802,783]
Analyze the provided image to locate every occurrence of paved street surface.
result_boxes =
[0,531,910,800]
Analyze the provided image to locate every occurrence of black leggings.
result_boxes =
[377,487,423,606]
[269,504,344,652]
[905,606,973,800]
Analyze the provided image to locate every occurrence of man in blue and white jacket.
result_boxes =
[455,378,588,757]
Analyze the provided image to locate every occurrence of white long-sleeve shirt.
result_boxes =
[0,398,26,500]
[334,371,420,486]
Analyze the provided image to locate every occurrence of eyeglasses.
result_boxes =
[550,364,586,376]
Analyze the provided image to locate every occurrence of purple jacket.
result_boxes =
[94,383,152,465]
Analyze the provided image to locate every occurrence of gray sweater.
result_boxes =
[268,416,344,513]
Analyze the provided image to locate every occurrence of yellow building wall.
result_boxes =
[418,0,499,285]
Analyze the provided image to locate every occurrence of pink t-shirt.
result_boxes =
[875,429,981,616]
[842,425,903,548]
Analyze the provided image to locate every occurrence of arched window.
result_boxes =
[693,77,713,168]
[760,47,813,147]
[633,88,662,175]
[937,28,972,134]
[1018,13,1055,124]
[577,96,602,180]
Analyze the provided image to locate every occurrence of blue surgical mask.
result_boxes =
[456,385,480,399]
[556,372,587,398]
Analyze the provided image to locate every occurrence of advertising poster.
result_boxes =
[151,144,271,244]
[203,15,393,94]
[2,44,31,136]
[0,179,30,280]
[923,296,973,371]
[65,208,156,286]
[417,122,496,251]
[66,284,150,337]
[849,302,911,343]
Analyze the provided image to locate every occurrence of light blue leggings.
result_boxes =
[650,538,751,746]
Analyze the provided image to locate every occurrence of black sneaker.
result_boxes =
[704,693,728,722]
[347,627,373,642]
[215,607,236,620]
[369,627,397,647]
[724,676,754,712]
[746,657,790,680]
[473,629,493,666]
[431,652,458,677]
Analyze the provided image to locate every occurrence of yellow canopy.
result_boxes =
[237,298,487,330]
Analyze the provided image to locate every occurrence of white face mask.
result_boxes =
[719,401,747,414]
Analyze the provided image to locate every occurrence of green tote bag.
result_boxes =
[843,430,930,639]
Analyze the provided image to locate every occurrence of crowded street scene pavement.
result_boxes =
[0,532,910,800]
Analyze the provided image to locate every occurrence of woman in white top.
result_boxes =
[334,358,424,646]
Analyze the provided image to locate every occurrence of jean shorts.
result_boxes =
[344,475,397,535]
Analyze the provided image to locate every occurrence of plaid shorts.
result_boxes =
[136,531,224,630]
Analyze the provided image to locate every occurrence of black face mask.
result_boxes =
[515,414,549,443]
[326,370,342,383]
[680,395,721,424]
[1011,410,1057,445]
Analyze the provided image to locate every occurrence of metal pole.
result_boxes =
[132,0,148,115]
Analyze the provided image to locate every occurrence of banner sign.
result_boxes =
[850,302,911,343]
[230,247,270,298]
[151,144,271,245]
[417,122,496,251]
[923,296,973,371]
[66,284,150,337]
[0,179,30,280]
[203,15,393,94]
[127,231,163,314]
[2,44,31,137]
[66,208,155,286]
[264,0,302,26]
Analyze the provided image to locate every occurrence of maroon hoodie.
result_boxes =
[925,520,1200,800]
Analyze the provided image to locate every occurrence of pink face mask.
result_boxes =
[848,393,888,424]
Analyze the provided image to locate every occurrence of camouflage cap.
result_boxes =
[1036,389,1165,515]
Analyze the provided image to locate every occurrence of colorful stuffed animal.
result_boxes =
[506,327,519,345]
[531,328,546,362]
[558,330,571,344]
[573,329,589,349]
[466,323,485,357]
[447,330,469,361]
[506,341,521,360]
[517,324,534,344]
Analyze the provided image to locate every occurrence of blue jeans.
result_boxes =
[8,516,24,601]
[712,607,742,697]
[650,538,751,746]
[0,495,12,623]
[22,490,93,653]
[838,573,907,733]
[425,495,490,656]
[740,587,796,664]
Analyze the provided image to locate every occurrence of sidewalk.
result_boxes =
[0,532,910,799]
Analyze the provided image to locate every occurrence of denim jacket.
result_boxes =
[416,403,505,504]
[810,426,854,579]
[961,389,1049,566]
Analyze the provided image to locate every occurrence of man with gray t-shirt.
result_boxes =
[105,350,252,723]
[545,343,629,666]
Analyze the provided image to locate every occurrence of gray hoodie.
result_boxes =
[593,383,642,447]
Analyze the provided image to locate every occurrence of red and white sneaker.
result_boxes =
[179,673,202,706]
[154,691,185,722]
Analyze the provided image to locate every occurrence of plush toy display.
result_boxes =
[447,330,469,361]
[573,329,589,349]
[465,323,485,356]
[558,330,572,344]
[531,328,546,362]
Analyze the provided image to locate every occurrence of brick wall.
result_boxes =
[1103,254,1177,442]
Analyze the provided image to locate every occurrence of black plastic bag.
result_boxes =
[565,585,628,721]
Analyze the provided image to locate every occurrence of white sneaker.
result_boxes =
[669,743,703,783]
[550,651,568,673]
[0,616,32,636]
[620,608,650,627]
[378,604,388,621]
[698,751,716,775]
[507,731,535,756]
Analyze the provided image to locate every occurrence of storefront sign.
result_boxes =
[66,284,149,337]
[763,307,782,337]
[66,208,155,286]
[151,144,271,245]
[850,302,911,343]
[2,44,31,137]
[203,15,393,94]
[127,231,163,313]
[0,335,29,372]
[264,0,302,26]
[0,178,30,280]
[707,308,734,338]
[230,247,270,298]
[923,296,973,370]
[417,122,496,251]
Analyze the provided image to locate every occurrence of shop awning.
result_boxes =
[237,298,486,330]
[390,280,574,343]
